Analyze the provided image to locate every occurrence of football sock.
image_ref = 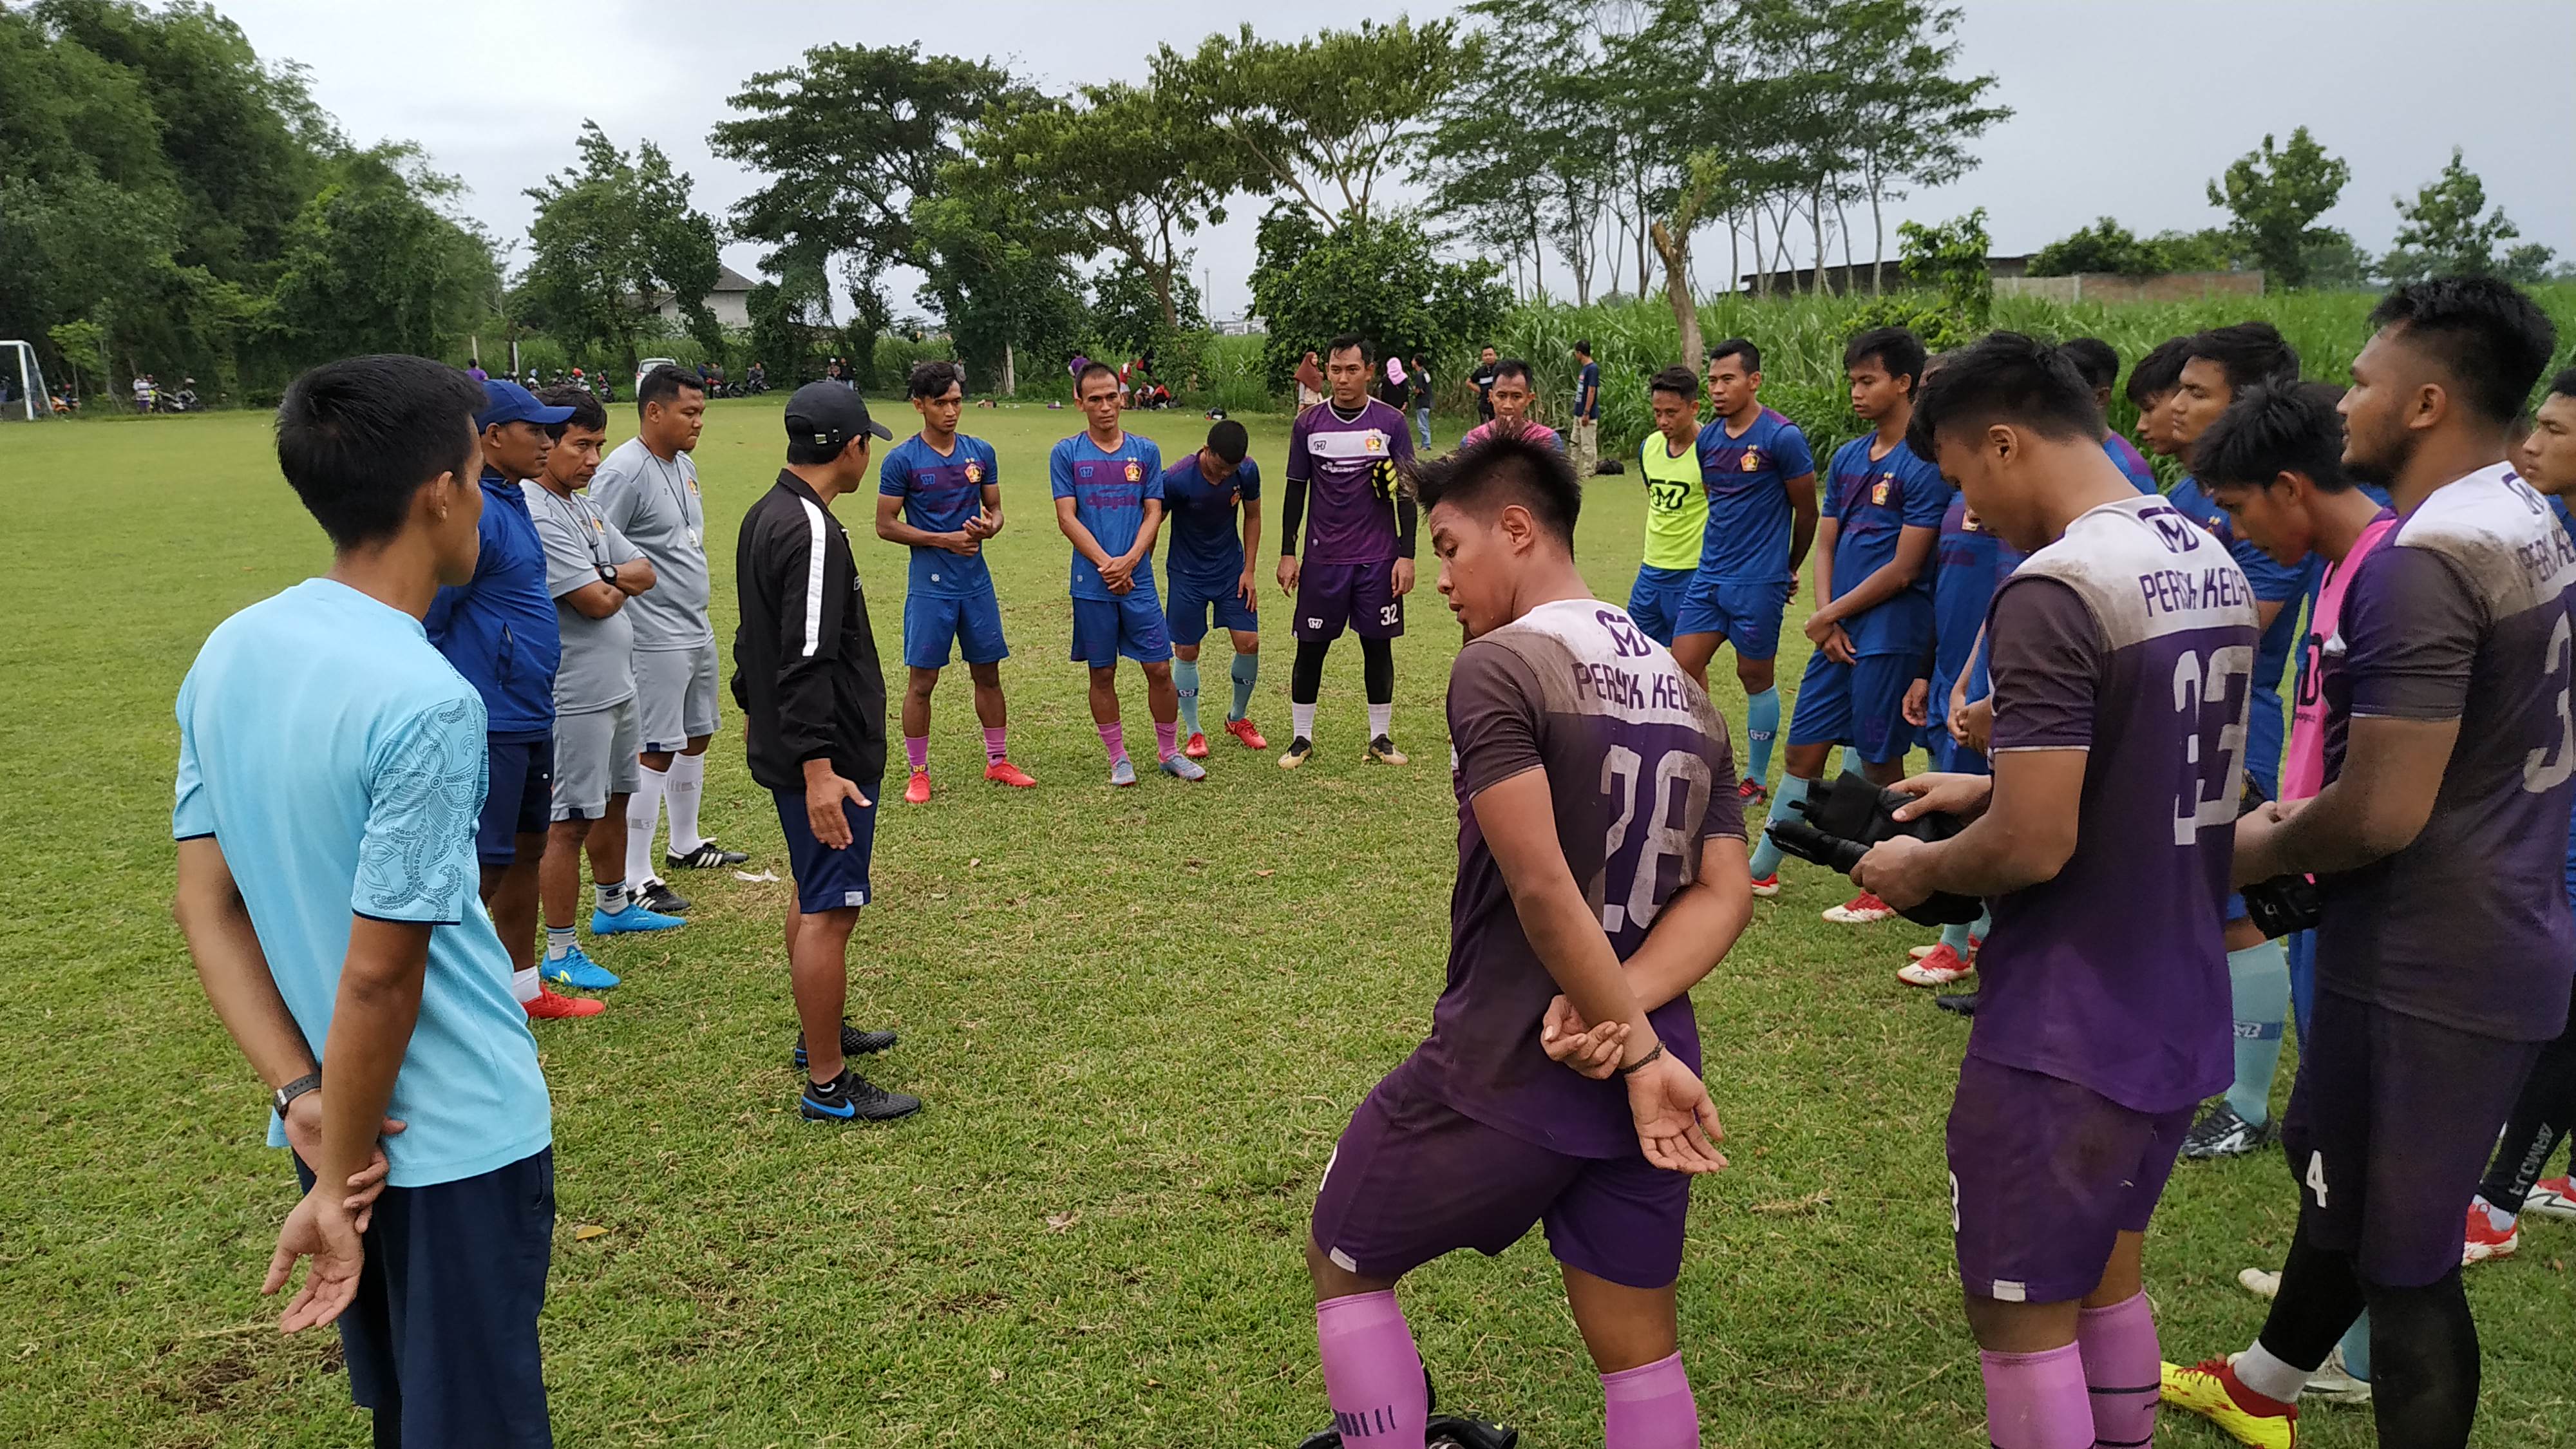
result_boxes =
[1368,702,1394,741]
[2223,939,2290,1125]
[2253,1220,2368,1390]
[1601,1352,1700,1449]
[1745,774,1812,879]
[1938,919,1975,956]
[984,726,1010,764]
[511,966,540,1004]
[1291,637,1331,705]
[1230,652,1258,719]
[905,735,929,773]
[545,925,576,961]
[1745,687,1782,782]
[1359,635,1394,704]
[594,880,629,914]
[2361,1269,2477,1448]
[1293,702,1318,743]
[665,752,708,854]
[1154,721,1180,762]
[1096,722,1127,764]
[1314,1291,1428,1449]
[1977,1343,2094,1449]
[2074,1292,2159,1449]
[1173,660,1202,735]
[2477,1018,2576,1214]
[626,763,668,886]
[2338,1312,2372,1382]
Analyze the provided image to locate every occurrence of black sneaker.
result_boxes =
[792,1019,899,1070]
[667,841,750,871]
[2181,1099,2275,1160]
[635,878,691,915]
[798,1068,921,1122]
[1279,737,1315,770]
[1297,1416,1517,1449]
[1934,991,1979,1016]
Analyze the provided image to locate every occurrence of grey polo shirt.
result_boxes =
[590,437,712,650]
[522,482,643,713]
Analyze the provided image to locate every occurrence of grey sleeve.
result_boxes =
[530,504,602,599]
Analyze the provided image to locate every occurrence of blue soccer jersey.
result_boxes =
[879,433,998,600]
[1161,454,1261,590]
[1050,431,1164,601]
[1933,489,2001,689]
[1820,435,1947,657]
[2166,474,2315,797]
[2103,433,2159,494]
[1694,407,1815,585]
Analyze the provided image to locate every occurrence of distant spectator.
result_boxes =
[1569,339,1601,477]
[1470,345,1500,422]
[468,361,489,383]
[1408,355,1434,448]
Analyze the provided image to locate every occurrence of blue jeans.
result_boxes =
[1412,406,1432,448]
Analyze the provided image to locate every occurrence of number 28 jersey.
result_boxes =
[1414,598,1743,1158]
[1975,495,2258,1115]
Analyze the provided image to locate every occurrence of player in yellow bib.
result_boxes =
[1627,366,1712,645]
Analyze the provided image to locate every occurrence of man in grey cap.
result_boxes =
[734,383,920,1122]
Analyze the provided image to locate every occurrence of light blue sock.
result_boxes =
[1745,687,1782,783]
[2339,1311,2371,1381]
[1745,773,1811,880]
[2224,938,2290,1125]
[1173,659,1201,736]
[1229,651,1258,721]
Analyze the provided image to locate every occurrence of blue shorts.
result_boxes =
[1166,574,1258,647]
[1929,734,1991,775]
[1626,564,1693,646]
[1786,651,1918,764]
[773,784,881,915]
[902,589,1009,670]
[478,733,554,864]
[295,1148,554,1446]
[1071,591,1173,667]
[1672,574,1788,661]
[1294,559,1404,641]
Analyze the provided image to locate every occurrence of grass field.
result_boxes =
[3,397,2570,1448]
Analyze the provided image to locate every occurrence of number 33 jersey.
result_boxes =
[1976,494,2258,1115]
[2316,462,2576,1042]
[1417,598,1742,1158]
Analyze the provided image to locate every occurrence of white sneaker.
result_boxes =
[2525,1174,2576,1219]
[2307,1345,2373,1405]
[2236,1267,2280,1300]
[1822,891,1899,924]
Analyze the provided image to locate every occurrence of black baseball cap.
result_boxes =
[783,381,892,452]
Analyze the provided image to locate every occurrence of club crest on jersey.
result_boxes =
[1365,434,1384,453]
[1871,476,1891,506]
[591,516,604,533]
[1124,461,1142,482]
[1741,449,1762,472]
[1964,511,1982,532]
[965,460,984,484]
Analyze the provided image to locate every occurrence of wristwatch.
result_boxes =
[272,1072,321,1118]
[596,562,620,587]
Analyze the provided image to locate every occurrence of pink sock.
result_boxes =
[1979,1343,2094,1449]
[1314,1291,1427,1446]
[904,735,928,773]
[1097,723,1126,763]
[983,726,1009,764]
[2076,1293,2160,1449]
[1154,720,1180,762]
[1602,1351,1700,1448]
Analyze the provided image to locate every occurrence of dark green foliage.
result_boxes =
[1248,215,1511,395]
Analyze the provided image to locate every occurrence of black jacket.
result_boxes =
[732,471,887,792]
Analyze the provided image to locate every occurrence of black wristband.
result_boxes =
[1615,1042,1666,1077]
[272,1071,321,1118]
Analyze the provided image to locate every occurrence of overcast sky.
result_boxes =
[199,0,2574,317]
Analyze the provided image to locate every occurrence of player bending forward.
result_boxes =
[1303,431,1750,1449]
[1851,334,2254,1449]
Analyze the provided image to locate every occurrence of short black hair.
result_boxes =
[786,434,860,468]
[637,363,704,415]
[2369,276,2560,426]
[1842,326,1926,390]
[1906,332,2103,461]
[1647,365,1700,402]
[275,356,486,551]
[1574,339,1592,356]
[1413,429,1581,548]
[1206,418,1248,464]
[1490,357,1536,388]
[909,359,964,399]
[1327,332,1371,364]
[2184,321,2300,395]
[1709,338,1761,374]
[2059,337,2120,393]
[1075,360,1119,393]
[2192,382,2353,494]
[2125,337,2191,407]
[2551,367,2576,401]
[536,383,605,439]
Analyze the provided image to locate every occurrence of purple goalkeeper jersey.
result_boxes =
[1287,398,1414,565]
[2315,462,2576,1041]
[1412,598,1743,1157]
[1973,493,2258,1113]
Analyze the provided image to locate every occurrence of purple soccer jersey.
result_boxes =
[1410,598,1742,1157]
[1972,494,2257,1115]
[1286,399,1414,565]
[2315,462,2576,1041]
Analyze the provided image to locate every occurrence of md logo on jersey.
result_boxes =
[1596,609,1654,659]
[2150,509,2203,555]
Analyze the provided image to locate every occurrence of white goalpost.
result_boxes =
[1,341,57,422]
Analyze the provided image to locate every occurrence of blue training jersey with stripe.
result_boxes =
[1693,407,1815,585]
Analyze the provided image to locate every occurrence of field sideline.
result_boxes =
[2,398,2568,1448]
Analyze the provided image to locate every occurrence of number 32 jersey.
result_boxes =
[1414,598,1742,1158]
[1975,495,2258,1115]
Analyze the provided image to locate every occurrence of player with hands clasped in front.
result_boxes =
[1301,431,1752,1449]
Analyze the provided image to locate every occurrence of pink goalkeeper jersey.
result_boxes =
[2282,513,2398,802]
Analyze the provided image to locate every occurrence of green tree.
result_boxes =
[1248,214,1510,392]
[1824,0,2008,290]
[269,147,497,361]
[2029,218,2157,278]
[1898,207,1992,329]
[518,122,723,373]
[909,178,1088,396]
[1089,260,1202,356]
[1426,5,1622,303]
[2381,147,2550,284]
[2206,126,2351,290]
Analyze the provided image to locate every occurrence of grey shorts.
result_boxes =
[634,641,719,752]
[552,699,641,821]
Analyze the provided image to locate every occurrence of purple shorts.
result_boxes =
[1309,1063,1689,1291]
[2280,989,2543,1287]
[1294,560,1404,642]
[1946,1056,2191,1304]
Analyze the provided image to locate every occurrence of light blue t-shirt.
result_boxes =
[174,578,552,1189]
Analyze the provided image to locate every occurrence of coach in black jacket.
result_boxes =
[732,382,920,1122]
